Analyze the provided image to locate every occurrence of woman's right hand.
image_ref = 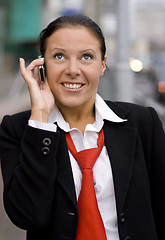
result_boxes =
[20,58,55,123]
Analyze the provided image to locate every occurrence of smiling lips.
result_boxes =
[62,83,84,89]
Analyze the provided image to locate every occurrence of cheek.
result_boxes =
[46,65,61,83]
[93,65,105,79]
[87,71,100,88]
[83,67,101,87]
[95,60,105,76]
[47,62,66,75]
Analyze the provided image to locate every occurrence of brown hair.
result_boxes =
[39,14,106,61]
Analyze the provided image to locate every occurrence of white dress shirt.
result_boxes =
[29,94,127,240]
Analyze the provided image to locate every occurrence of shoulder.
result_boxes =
[1,110,31,125]
[105,101,165,153]
[0,110,31,138]
[106,100,157,120]
[106,100,150,115]
[105,100,163,131]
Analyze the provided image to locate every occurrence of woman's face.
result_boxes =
[44,26,106,112]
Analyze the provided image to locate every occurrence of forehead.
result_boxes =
[45,26,101,50]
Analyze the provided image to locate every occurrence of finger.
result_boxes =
[26,58,44,72]
[20,57,45,84]
[33,66,40,84]
[20,57,44,77]
[19,57,26,76]
[20,57,34,81]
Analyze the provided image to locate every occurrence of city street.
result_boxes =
[0,173,26,240]
[0,70,165,239]
[0,0,165,238]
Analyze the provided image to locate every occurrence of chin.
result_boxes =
[56,98,87,110]
[63,102,83,108]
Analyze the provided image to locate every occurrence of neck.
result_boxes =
[57,103,95,134]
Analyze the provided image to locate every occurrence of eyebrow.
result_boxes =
[50,47,96,54]
[50,48,66,53]
[80,49,96,54]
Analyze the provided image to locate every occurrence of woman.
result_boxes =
[0,14,165,240]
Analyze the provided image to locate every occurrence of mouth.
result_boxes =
[62,83,85,89]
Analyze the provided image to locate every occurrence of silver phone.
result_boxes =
[38,55,45,83]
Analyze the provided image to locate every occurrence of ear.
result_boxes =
[100,56,107,76]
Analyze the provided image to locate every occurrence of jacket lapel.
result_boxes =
[56,128,78,211]
[55,101,138,214]
[103,121,137,213]
[56,122,137,213]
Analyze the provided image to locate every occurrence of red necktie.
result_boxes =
[65,129,107,240]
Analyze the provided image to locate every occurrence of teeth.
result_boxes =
[63,83,82,89]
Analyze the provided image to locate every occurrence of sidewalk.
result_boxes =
[0,74,28,239]
[0,172,26,240]
[0,73,30,122]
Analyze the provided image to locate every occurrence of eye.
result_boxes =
[82,54,93,61]
[54,53,64,60]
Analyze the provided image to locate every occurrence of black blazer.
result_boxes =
[0,101,165,240]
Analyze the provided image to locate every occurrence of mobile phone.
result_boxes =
[38,55,45,83]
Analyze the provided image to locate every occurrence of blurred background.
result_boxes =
[0,0,165,239]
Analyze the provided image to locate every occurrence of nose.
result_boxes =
[65,59,81,78]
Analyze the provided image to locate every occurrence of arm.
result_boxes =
[0,58,57,230]
[148,107,165,239]
[0,115,60,230]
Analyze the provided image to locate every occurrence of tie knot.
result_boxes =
[65,129,104,170]
[74,147,101,170]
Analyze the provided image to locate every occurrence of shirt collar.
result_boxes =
[48,94,127,132]
[95,94,127,123]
